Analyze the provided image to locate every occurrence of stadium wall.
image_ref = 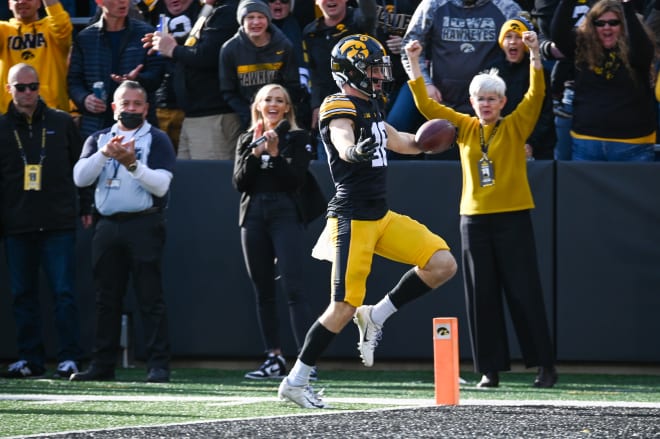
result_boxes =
[0,160,658,364]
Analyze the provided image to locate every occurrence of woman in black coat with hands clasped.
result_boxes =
[232,83,317,381]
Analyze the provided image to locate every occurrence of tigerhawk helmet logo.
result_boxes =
[338,38,369,63]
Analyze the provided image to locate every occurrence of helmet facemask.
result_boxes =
[351,57,393,99]
[331,34,393,99]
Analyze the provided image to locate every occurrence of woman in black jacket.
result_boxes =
[232,83,317,380]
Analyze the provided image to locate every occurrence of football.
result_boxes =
[414,119,457,154]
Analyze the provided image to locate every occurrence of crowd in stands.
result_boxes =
[0,0,659,382]
[1,0,658,161]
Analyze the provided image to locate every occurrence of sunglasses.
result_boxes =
[593,19,621,27]
[267,0,290,3]
[12,82,39,92]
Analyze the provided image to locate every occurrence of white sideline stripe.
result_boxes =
[2,394,660,409]
[0,394,428,406]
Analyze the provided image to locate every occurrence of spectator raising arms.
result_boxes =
[490,16,556,160]
[406,32,558,389]
[401,0,522,117]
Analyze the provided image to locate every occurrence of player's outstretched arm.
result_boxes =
[329,118,360,161]
[384,123,418,154]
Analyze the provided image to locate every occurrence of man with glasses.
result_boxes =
[0,0,73,114]
[0,63,88,379]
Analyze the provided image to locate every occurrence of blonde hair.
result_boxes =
[249,84,299,131]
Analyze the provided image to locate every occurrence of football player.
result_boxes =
[277,34,457,409]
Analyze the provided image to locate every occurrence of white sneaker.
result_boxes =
[353,305,382,367]
[278,378,328,409]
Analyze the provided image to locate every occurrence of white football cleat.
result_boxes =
[278,378,328,409]
[353,305,383,367]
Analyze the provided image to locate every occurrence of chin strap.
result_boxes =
[349,82,377,99]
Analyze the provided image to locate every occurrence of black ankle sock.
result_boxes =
[388,268,431,309]
[299,320,336,366]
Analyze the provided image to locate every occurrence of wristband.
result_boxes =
[345,145,359,163]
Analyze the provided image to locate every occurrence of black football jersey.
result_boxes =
[319,93,389,220]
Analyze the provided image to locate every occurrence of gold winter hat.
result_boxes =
[498,17,534,48]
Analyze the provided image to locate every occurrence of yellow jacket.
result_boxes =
[408,63,544,215]
[0,2,72,113]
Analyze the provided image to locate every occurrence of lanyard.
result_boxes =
[478,119,500,158]
[13,114,46,166]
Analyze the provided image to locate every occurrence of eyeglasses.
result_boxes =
[267,0,290,3]
[12,82,39,92]
[593,19,621,27]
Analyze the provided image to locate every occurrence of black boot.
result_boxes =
[70,364,115,382]
[533,366,558,388]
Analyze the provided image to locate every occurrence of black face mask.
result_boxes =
[118,112,144,130]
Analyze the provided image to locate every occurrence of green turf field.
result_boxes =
[1,367,660,437]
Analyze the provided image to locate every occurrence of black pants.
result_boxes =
[240,193,313,354]
[91,212,170,369]
[460,210,554,373]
